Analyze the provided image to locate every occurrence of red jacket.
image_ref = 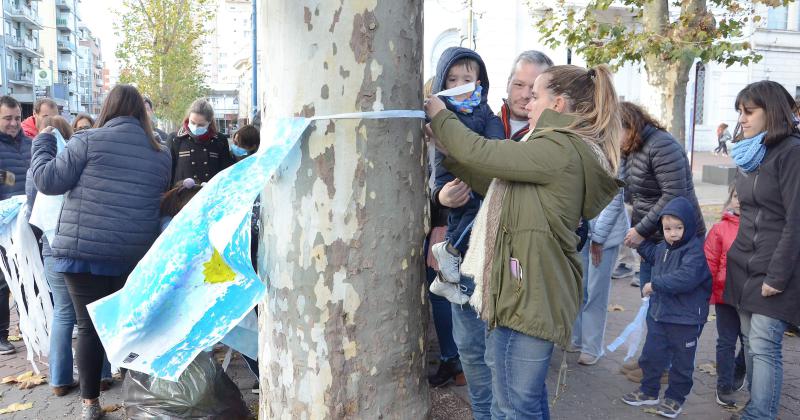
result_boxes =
[704,212,739,305]
[21,116,38,138]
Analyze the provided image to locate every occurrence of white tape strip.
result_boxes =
[309,109,425,121]
[436,82,475,97]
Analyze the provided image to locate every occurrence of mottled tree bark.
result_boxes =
[256,1,429,418]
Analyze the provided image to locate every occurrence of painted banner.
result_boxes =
[89,111,424,380]
[0,196,52,373]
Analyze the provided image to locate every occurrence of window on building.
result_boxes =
[767,6,788,30]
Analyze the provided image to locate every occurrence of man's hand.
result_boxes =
[590,242,603,267]
[424,95,446,119]
[439,178,470,208]
[762,283,782,297]
[624,228,645,248]
[642,282,653,297]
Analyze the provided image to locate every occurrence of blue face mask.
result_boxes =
[446,85,482,114]
[230,144,249,157]
[188,123,208,136]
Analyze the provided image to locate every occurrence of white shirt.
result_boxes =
[509,119,528,137]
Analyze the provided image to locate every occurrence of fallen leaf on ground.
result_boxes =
[708,313,717,321]
[698,363,717,376]
[1,371,47,389]
[642,407,658,414]
[102,404,122,413]
[608,304,625,312]
[0,402,33,414]
[785,331,797,337]
[6,335,20,342]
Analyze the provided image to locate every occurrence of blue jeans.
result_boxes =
[427,266,458,360]
[571,243,619,358]
[492,326,554,419]
[44,257,111,387]
[715,303,746,389]
[638,316,703,404]
[451,275,497,420]
[738,310,788,420]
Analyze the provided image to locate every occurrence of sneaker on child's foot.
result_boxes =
[621,390,659,406]
[656,398,683,418]
[716,386,737,408]
[431,242,461,284]
[429,276,469,305]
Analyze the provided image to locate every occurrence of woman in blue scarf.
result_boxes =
[725,81,800,420]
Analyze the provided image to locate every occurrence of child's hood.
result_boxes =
[433,47,491,103]
[659,196,698,248]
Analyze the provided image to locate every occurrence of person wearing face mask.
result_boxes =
[167,98,235,184]
[230,124,259,160]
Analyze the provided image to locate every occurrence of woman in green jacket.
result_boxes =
[424,64,622,418]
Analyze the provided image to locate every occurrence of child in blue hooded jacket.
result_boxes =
[621,196,712,418]
[428,47,504,305]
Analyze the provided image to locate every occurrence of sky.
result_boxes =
[78,0,124,81]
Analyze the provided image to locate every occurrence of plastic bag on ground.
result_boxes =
[123,351,251,419]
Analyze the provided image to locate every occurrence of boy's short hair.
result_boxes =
[448,57,480,76]
[235,124,260,150]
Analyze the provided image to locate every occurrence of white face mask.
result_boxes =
[188,122,208,136]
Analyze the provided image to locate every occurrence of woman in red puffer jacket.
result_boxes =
[704,185,746,407]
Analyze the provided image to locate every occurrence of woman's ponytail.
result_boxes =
[543,64,622,174]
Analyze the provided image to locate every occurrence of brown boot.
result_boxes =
[454,372,467,386]
[52,380,79,397]
[625,368,643,383]
[620,360,639,374]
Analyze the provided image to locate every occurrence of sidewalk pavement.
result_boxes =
[430,274,800,419]
[0,310,259,419]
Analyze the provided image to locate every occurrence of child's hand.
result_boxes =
[624,228,645,248]
[642,282,653,297]
[424,95,446,119]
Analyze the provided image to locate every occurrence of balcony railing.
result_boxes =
[56,17,72,30]
[8,70,34,85]
[58,61,76,73]
[6,6,44,29]
[56,0,72,11]
[57,39,76,52]
[5,36,44,57]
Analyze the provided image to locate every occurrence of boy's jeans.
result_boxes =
[571,243,619,357]
[451,275,497,420]
[714,303,745,389]
[638,316,703,404]
[45,257,111,387]
[491,326,554,419]
[738,310,788,420]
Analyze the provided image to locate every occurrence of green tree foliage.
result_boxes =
[528,0,789,144]
[115,0,214,126]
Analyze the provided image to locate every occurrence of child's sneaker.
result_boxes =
[656,398,682,418]
[621,390,659,406]
[715,386,737,408]
[429,276,469,305]
[431,242,461,283]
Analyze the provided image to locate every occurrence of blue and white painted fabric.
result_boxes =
[88,110,424,380]
[29,129,67,245]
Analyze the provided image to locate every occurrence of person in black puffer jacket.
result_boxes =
[31,84,171,419]
[619,102,704,289]
[724,81,800,420]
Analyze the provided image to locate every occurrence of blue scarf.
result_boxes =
[731,131,767,173]
[447,85,482,114]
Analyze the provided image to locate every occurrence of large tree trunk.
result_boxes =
[257,1,429,418]
[642,0,707,146]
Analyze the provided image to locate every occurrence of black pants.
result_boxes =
[0,279,9,339]
[714,141,728,155]
[64,272,127,399]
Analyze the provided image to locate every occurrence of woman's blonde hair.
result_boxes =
[541,64,621,174]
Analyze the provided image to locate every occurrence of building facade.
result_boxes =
[76,21,103,115]
[202,0,252,133]
[1,0,45,115]
[424,0,800,151]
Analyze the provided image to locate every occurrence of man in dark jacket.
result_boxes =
[498,50,553,140]
[622,196,711,417]
[0,95,32,354]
